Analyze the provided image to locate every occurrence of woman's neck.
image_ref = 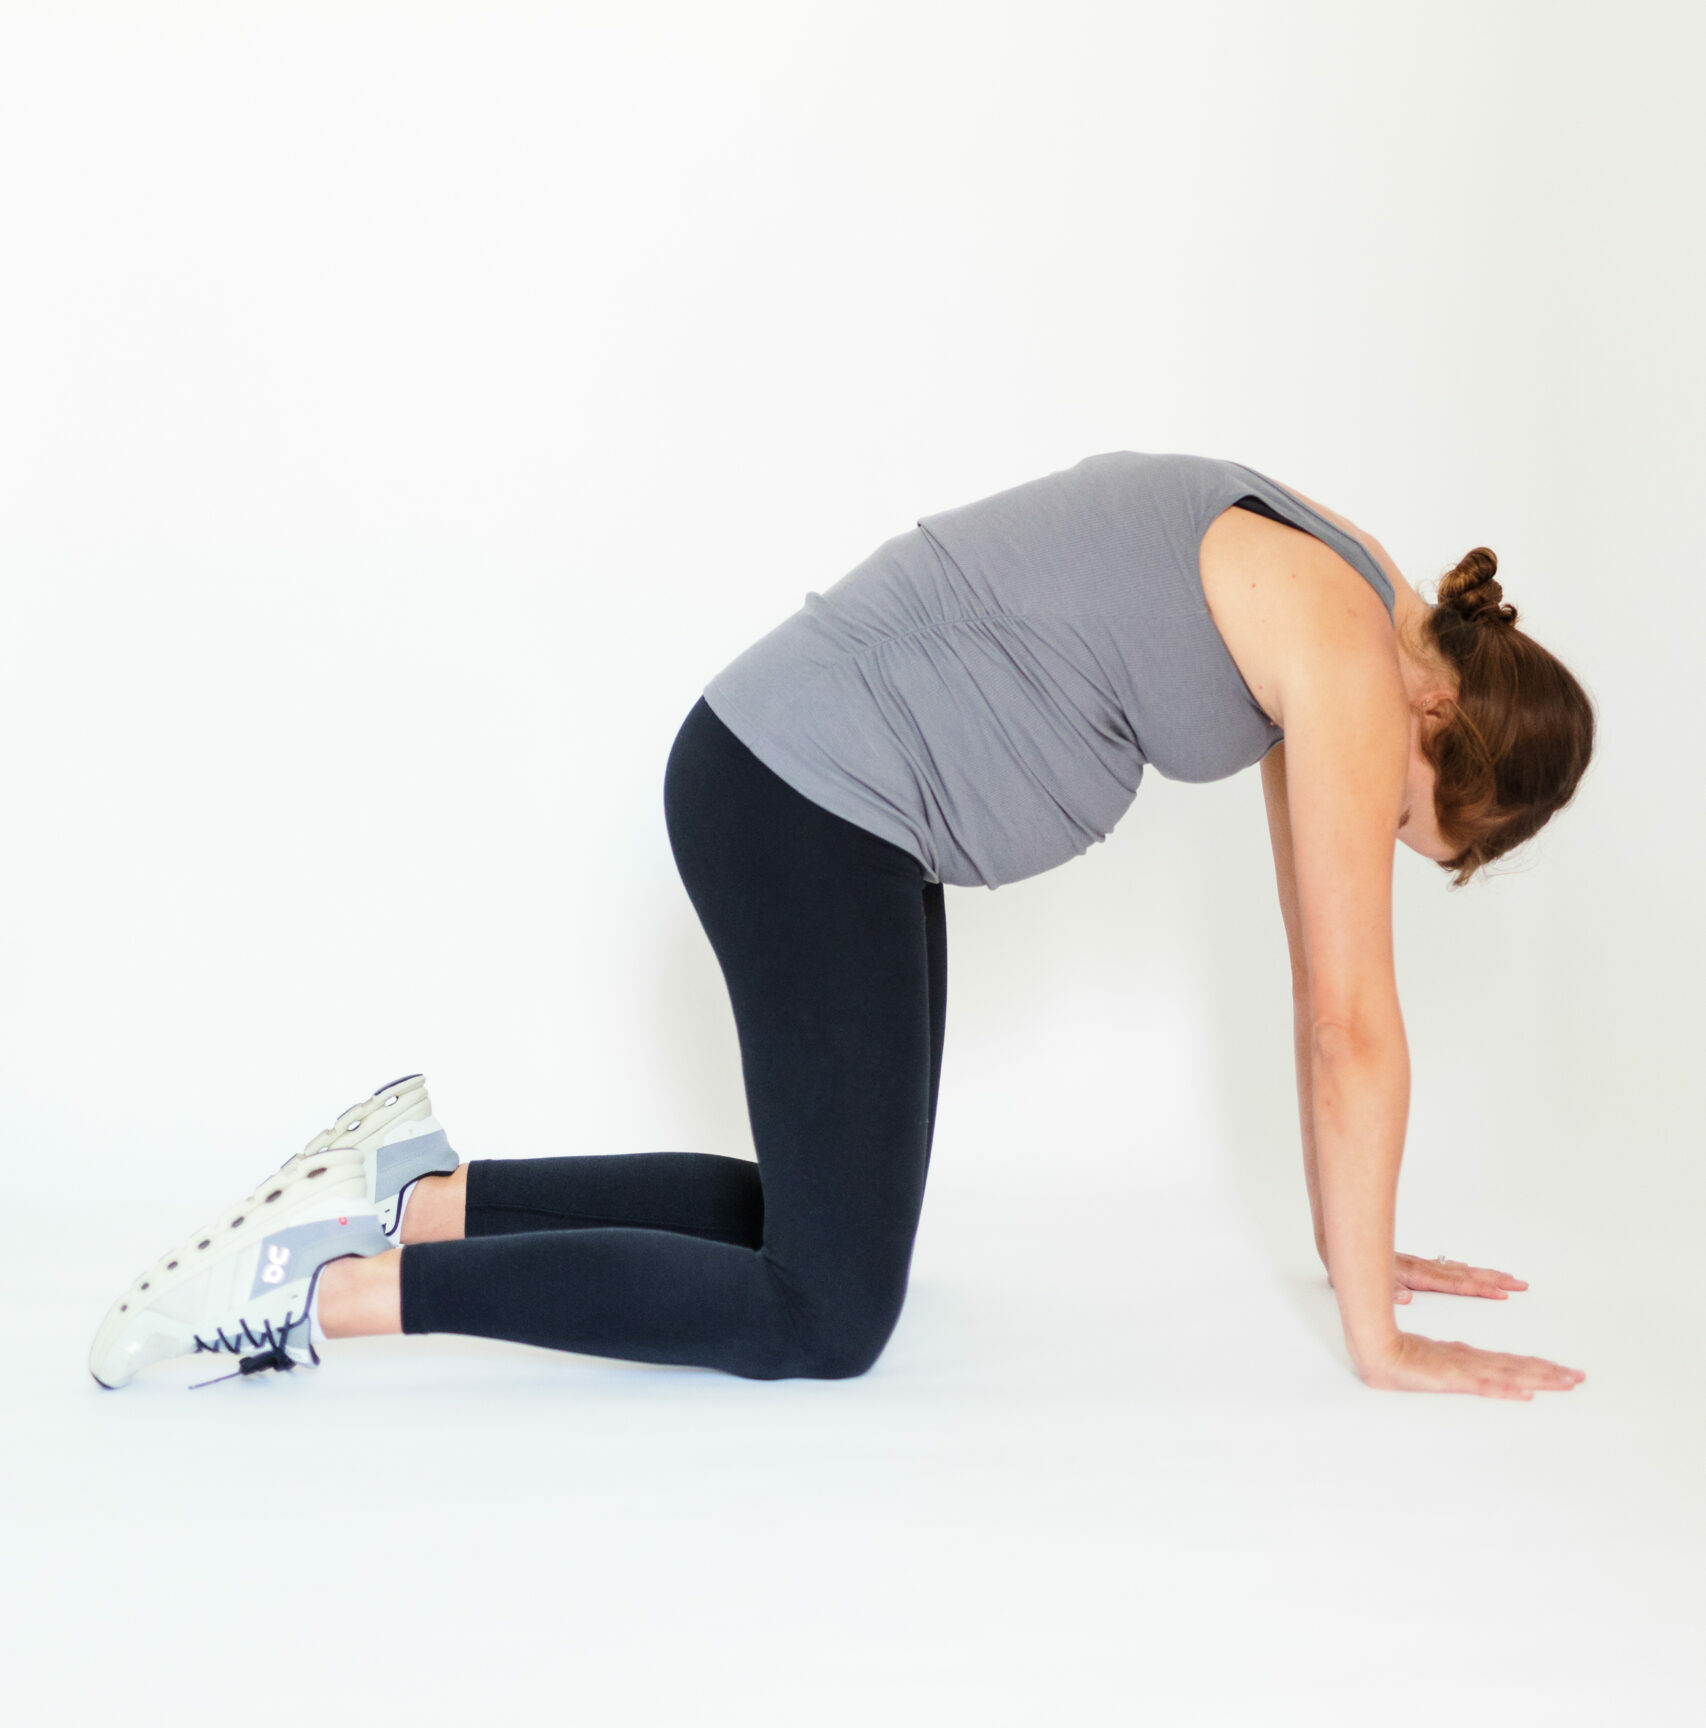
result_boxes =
[1393,591,1459,704]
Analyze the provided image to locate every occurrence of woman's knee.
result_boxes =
[766,1268,908,1380]
[799,1331,891,1380]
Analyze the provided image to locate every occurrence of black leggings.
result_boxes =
[400,697,948,1378]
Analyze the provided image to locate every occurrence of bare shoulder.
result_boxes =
[1199,498,1402,732]
[1263,477,1419,612]
[1268,606,1408,1028]
[1203,487,1412,1023]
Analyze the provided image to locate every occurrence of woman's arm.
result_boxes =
[1259,742,1329,1268]
[1265,746,1527,1306]
[1264,548,1583,1396]
[1264,570,1412,1368]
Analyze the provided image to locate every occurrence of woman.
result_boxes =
[89,451,1595,1399]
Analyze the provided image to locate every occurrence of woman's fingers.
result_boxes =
[1396,1253,1529,1298]
[1459,1346,1585,1396]
[1498,1351,1584,1387]
[1444,1263,1519,1296]
[1475,1264,1529,1291]
[1360,1334,1585,1397]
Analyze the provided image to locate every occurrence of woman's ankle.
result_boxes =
[317,1250,403,1339]
[399,1164,469,1245]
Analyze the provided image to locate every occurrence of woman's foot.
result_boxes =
[88,1188,390,1388]
[396,1163,469,1244]
[316,1250,404,1338]
[277,1073,461,1242]
[88,1071,460,1387]
[308,1164,462,1338]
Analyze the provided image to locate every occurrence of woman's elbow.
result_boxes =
[1309,1010,1405,1066]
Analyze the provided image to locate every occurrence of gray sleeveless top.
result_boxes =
[701,451,1395,890]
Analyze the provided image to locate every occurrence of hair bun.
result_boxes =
[1439,547,1518,628]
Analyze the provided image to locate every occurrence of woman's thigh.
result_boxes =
[664,698,939,1323]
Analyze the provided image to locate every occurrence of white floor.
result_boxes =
[7,1149,1701,1727]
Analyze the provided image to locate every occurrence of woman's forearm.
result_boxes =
[1310,1023,1410,1370]
[1291,992,1327,1264]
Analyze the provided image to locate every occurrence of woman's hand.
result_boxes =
[1324,1252,1530,1304]
[1355,1332,1586,1399]
[1390,1252,1527,1306]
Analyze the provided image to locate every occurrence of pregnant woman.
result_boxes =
[90,451,1595,1399]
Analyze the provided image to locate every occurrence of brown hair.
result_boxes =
[1418,547,1596,887]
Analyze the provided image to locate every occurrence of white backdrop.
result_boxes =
[2,4,1701,1724]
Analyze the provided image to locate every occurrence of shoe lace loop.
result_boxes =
[187,1311,307,1389]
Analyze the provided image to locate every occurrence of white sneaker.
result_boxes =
[87,1072,459,1389]
[88,1189,388,1389]
[275,1072,460,1242]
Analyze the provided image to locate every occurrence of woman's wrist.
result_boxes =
[1327,1251,1403,1367]
[1345,1321,1403,1375]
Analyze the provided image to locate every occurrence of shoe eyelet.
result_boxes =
[266,1190,283,1203]
[383,1095,399,1107]
[307,1167,326,1179]
[140,1282,149,1291]
[231,1216,244,1228]
[167,1260,178,1270]
[198,1239,211,1250]
[120,1303,128,1311]
[345,1119,363,1132]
